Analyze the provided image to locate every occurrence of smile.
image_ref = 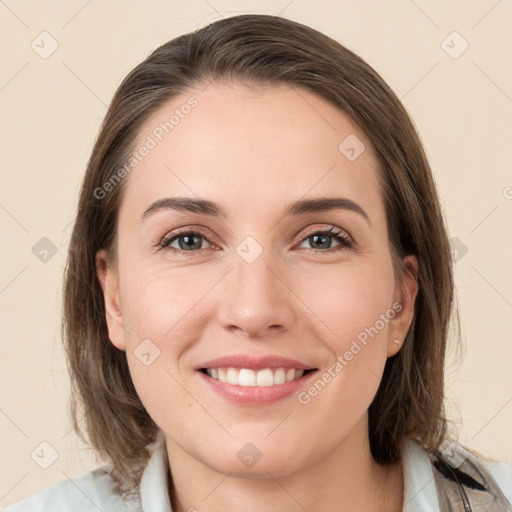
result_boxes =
[200,367,315,386]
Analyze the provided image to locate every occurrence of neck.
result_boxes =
[165,419,404,512]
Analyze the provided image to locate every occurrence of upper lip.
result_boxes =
[196,354,317,371]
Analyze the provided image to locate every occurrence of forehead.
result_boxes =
[121,81,383,222]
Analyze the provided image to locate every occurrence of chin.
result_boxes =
[213,457,301,479]
[199,443,309,479]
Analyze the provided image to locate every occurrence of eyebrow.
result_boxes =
[140,196,370,224]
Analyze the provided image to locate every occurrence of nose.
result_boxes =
[216,248,296,339]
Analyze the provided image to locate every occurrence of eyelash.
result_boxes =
[158,225,354,257]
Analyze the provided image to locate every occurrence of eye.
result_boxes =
[159,229,215,256]
[297,226,353,252]
[158,225,354,257]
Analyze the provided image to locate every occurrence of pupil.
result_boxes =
[180,235,202,250]
[311,234,331,249]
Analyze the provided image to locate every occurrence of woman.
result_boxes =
[4,13,511,512]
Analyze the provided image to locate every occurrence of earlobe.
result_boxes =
[95,250,127,351]
[387,255,419,357]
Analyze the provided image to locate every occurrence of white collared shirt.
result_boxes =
[3,436,511,511]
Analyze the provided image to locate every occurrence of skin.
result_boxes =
[97,81,418,512]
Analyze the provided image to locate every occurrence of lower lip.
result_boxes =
[197,370,318,406]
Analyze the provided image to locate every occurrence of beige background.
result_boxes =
[1,0,511,507]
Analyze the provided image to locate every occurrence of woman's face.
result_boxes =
[98,81,417,477]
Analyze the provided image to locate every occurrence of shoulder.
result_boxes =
[2,464,139,512]
[429,438,512,509]
[481,458,512,504]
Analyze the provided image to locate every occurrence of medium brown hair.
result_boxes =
[63,13,455,488]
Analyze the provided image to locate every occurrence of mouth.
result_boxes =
[195,354,319,405]
[198,367,318,387]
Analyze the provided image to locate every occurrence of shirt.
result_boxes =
[3,436,511,511]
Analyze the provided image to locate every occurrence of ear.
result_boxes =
[387,255,418,357]
[96,250,127,351]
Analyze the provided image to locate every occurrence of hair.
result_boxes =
[62,13,456,489]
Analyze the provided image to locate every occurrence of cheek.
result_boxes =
[119,259,216,345]
[296,260,395,349]
[118,265,204,432]
[306,263,395,396]
[292,262,394,408]
[117,261,221,422]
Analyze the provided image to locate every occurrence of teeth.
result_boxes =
[205,367,307,386]
[256,368,273,386]
[239,368,256,386]
[226,368,239,385]
[285,368,295,382]
[274,368,286,385]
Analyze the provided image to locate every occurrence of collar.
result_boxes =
[138,435,440,511]
[402,437,441,511]
[139,433,172,512]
